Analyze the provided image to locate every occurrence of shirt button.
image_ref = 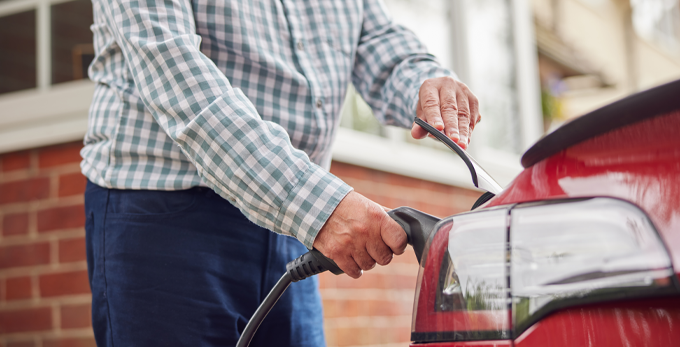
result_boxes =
[315,99,323,109]
[297,40,304,51]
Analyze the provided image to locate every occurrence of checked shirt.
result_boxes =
[81,0,453,248]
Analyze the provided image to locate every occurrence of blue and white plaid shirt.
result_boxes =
[81,0,453,248]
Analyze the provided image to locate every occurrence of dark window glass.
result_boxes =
[51,0,94,84]
[0,10,37,94]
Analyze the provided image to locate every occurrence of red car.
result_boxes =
[406,79,680,346]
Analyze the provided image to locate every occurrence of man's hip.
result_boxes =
[84,181,325,346]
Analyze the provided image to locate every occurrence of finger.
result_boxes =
[456,88,471,149]
[468,91,480,130]
[418,81,444,130]
[380,214,408,255]
[352,248,378,271]
[335,254,364,279]
[411,102,429,139]
[439,81,460,142]
[367,238,394,266]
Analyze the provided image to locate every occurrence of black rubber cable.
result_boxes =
[235,272,293,347]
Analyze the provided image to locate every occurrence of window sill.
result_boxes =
[0,79,94,154]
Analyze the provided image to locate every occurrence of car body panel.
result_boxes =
[513,298,680,347]
[410,341,512,347]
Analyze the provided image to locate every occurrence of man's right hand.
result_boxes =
[312,191,408,278]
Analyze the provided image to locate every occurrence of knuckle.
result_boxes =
[421,98,440,110]
[440,101,458,112]
[378,252,393,266]
[457,108,471,117]
[353,221,370,236]
[441,76,456,84]
[360,259,376,271]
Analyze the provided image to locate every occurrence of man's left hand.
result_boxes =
[411,76,481,150]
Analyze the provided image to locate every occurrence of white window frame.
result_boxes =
[0,0,94,154]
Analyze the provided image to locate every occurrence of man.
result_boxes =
[82,0,481,346]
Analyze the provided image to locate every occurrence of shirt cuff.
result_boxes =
[275,163,353,249]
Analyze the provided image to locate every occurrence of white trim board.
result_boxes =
[331,128,523,190]
[0,80,94,154]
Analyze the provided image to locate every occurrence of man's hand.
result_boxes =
[313,191,408,279]
[411,76,481,150]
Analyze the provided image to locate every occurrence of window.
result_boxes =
[0,9,36,94]
[631,0,680,54]
[0,0,95,154]
[0,0,94,95]
[51,0,94,85]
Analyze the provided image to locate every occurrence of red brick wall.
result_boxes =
[0,142,480,347]
[0,142,91,347]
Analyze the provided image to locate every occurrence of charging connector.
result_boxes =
[236,207,440,347]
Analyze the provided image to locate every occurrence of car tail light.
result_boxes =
[411,198,678,343]
[412,207,512,342]
[510,198,676,334]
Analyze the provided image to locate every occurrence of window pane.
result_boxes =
[0,10,37,94]
[463,0,521,153]
[51,0,94,85]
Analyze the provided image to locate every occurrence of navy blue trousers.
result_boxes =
[84,181,325,346]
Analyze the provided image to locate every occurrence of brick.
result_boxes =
[0,177,50,205]
[6,341,36,347]
[0,242,50,269]
[1,150,31,172]
[38,142,83,168]
[366,299,410,317]
[39,270,90,297]
[60,303,91,329]
[43,337,96,347]
[37,205,85,233]
[59,237,87,263]
[335,327,373,346]
[318,272,335,289]
[6,276,32,301]
[3,212,29,236]
[0,307,52,333]
[330,161,370,181]
[333,299,364,317]
[58,172,87,197]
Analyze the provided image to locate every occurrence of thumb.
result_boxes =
[380,212,408,255]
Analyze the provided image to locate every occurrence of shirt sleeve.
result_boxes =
[352,0,456,128]
[93,0,352,248]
